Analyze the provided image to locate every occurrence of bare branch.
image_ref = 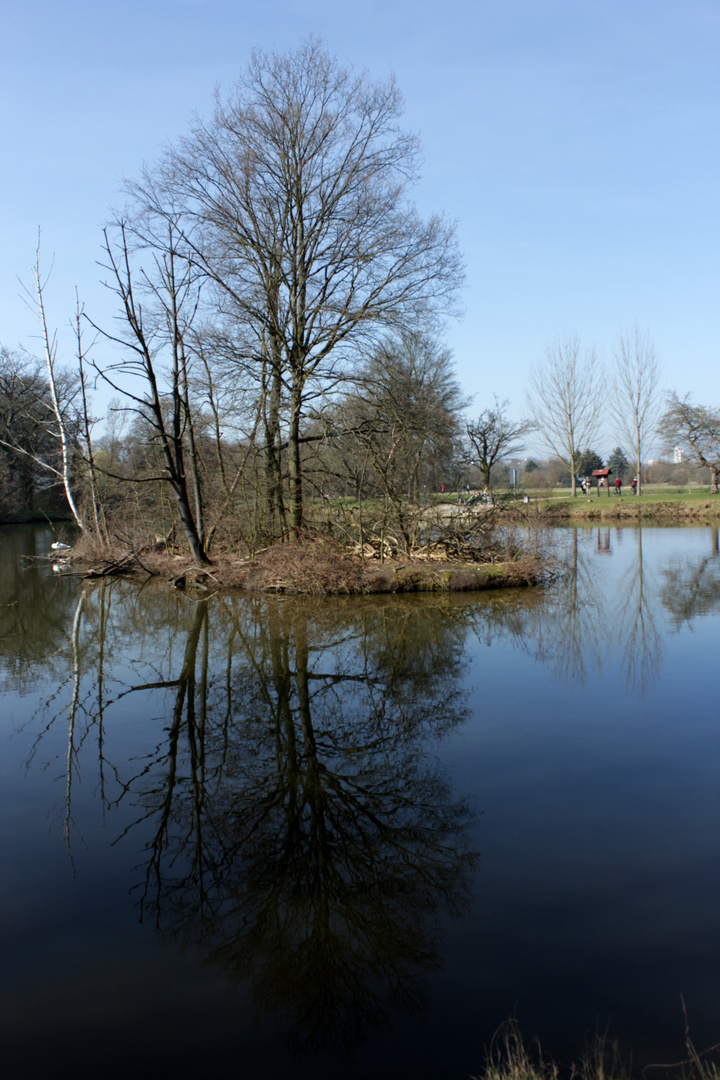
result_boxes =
[527,334,603,497]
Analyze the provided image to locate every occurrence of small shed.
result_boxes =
[591,467,612,496]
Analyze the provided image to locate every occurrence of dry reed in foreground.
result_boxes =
[473,1014,719,1080]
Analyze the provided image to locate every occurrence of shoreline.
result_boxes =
[504,496,720,524]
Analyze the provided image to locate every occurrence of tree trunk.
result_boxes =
[262,359,285,538]
[31,240,85,532]
[148,361,208,566]
[287,379,304,537]
[181,365,205,549]
[171,480,209,566]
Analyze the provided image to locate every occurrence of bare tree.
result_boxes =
[527,334,602,497]
[95,222,209,566]
[334,331,464,552]
[357,332,464,496]
[660,393,720,494]
[126,39,463,537]
[20,239,85,530]
[466,398,532,501]
[612,325,662,497]
[73,293,108,545]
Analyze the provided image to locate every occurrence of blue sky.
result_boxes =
[1,0,718,452]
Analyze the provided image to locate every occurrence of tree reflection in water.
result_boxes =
[660,523,720,628]
[477,528,613,687]
[540,528,611,685]
[16,586,478,1054]
[615,526,662,694]
[6,523,720,1054]
[0,527,78,694]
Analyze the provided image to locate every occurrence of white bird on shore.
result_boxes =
[51,541,71,551]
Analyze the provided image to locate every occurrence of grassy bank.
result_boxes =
[496,486,720,523]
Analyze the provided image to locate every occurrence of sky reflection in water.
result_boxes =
[0,524,718,1079]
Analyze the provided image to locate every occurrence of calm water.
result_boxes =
[0,524,718,1079]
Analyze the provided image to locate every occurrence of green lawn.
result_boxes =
[311,486,719,513]
[527,484,718,506]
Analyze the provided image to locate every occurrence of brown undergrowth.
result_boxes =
[62,533,547,596]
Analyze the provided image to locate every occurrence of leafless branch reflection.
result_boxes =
[6,523,718,1053]
[659,524,720,628]
[8,580,476,1054]
[614,527,662,694]
[119,597,476,1054]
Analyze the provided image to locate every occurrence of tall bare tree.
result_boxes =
[527,334,602,496]
[96,222,209,566]
[20,239,85,530]
[126,39,463,537]
[613,325,662,497]
[660,393,720,494]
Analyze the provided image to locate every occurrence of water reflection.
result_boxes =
[492,524,707,693]
[477,529,614,687]
[660,523,720,628]
[544,528,612,685]
[145,598,476,1053]
[615,528,662,693]
[2,523,720,1057]
[0,527,77,693]
[9,578,477,1054]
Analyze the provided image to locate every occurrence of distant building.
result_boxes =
[674,446,683,463]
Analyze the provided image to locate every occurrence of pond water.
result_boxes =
[0,524,718,1079]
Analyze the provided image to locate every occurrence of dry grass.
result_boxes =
[232,537,370,594]
[475,1020,560,1080]
[472,1015,720,1080]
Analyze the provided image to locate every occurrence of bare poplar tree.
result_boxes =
[527,335,602,496]
[126,39,463,537]
[613,325,662,497]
